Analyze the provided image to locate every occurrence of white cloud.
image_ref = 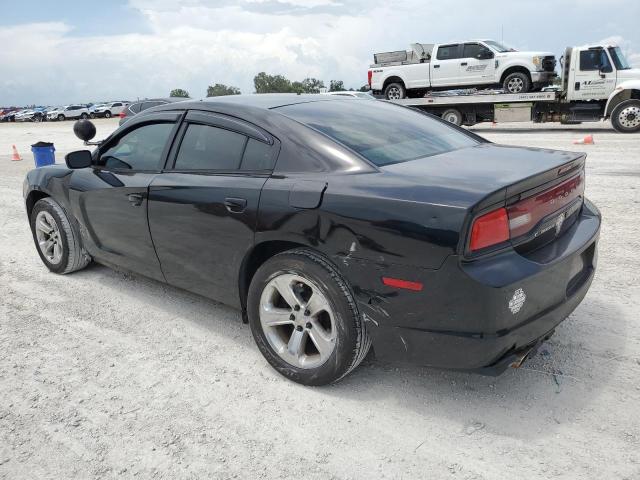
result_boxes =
[0,0,638,105]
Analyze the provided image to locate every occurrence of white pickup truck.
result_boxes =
[369,40,556,99]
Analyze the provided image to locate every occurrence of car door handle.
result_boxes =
[433,64,440,68]
[127,193,144,206]
[224,197,247,213]
[460,62,468,66]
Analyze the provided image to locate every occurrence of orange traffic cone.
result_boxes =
[573,134,594,145]
[11,145,22,161]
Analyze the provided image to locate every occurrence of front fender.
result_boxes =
[604,81,640,117]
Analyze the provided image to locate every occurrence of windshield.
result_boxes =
[608,47,631,70]
[484,40,516,53]
[277,100,479,167]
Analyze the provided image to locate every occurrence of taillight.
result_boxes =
[469,171,585,253]
[118,110,126,118]
[469,208,509,251]
[367,70,372,87]
[507,171,584,238]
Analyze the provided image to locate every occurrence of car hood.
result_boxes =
[380,143,584,209]
[616,68,640,82]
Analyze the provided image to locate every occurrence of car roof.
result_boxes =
[199,93,342,110]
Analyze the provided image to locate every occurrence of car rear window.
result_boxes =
[277,100,478,166]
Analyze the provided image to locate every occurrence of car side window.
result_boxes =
[580,49,612,72]
[141,101,163,111]
[241,138,276,170]
[436,44,460,60]
[174,124,247,170]
[463,43,492,59]
[99,123,175,171]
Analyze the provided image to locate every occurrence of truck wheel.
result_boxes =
[247,248,372,386]
[384,83,406,100]
[611,99,640,133]
[503,72,531,94]
[441,108,463,126]
[30,198,91,274]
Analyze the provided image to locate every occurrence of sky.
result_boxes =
[1,0,639,106]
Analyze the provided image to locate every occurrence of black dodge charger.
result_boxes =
[23,94,601,385]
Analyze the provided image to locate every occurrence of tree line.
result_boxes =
[170,73,369,98]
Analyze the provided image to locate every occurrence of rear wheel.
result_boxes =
[80,113,89,119]
[30,198,90,274]
[503,72,531,94]
[384,82,406,100]
[441,108,463,126]
[57,114,65,121]
[247,248,371,386]
[611,99,640,133]
[104,111,112,118]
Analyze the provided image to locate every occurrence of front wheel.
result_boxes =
[80,113,89,119]
[247,248,371,386]
[611,99,640,133]
[503,72,531,94]
[384,82,406,100]
[30,198,91,274]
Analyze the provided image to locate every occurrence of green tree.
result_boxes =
[329,80,345,92]
[253,72,293,93]
[301,77,325,93]
[206,83,241,97]
[169,88,190,98]
[358,84,370,92]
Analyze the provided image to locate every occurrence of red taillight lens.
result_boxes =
[469,207,509,251]
[118,110,126,118]
[367,70,372,87]
[507,171,584,238]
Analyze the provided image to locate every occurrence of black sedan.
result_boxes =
[23,95,601,385]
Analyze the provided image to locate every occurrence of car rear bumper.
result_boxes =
[340,199,600,373]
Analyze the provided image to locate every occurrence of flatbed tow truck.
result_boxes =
[388,44,640,133]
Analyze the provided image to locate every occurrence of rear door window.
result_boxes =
[436,44,460,60]
[174,124,247,170]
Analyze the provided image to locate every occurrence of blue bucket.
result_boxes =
[31,142,56,167]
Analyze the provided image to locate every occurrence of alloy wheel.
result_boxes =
[507,77,524,93]
[259,273,336,369]
[35,211,63,264]
[387,87,401,100]
[618,105,640,129]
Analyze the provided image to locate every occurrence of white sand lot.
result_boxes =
[1,118,639,479]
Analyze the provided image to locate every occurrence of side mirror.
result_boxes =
[73,119,97,142]
[478,51,494,60]
[65,150,93,169]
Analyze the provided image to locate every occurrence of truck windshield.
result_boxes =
[608,47,631,70]
[484,40,516,53]
[277,100,479,167]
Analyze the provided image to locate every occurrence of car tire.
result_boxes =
[503,72,531,94]
[441,108,463,126]
[247,248,372,386]
[57,114,65,121]
[80,113,89,119]
[611,99,640,133]
[384,82,406,100]
[104,111,112,118]
[30,198,91,275]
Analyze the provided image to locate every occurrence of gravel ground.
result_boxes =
[1,118,639,480]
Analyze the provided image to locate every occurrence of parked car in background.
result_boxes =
[15,107,47,122]
[47,105,90,121]
[24,94,600,385]
[119,97,189,125]
[88,103,106,117]
[0,107,20,122]
[92,101,128,118]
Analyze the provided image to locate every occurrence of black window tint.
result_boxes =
[141,101,164,111]
[100,123,174,170]
[241,138,275,170]
[129,103,142,113]
[175,124,247,170]
[580,49,611,71]
[113,103,122,107]
[278,100,478,167]
[436,44,460,60]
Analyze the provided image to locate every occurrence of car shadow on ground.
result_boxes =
[68,263,625,443]
[470,127,617,134]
